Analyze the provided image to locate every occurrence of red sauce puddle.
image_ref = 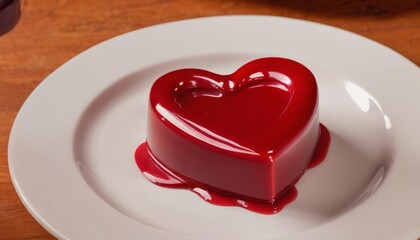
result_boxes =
[135,124,330,214]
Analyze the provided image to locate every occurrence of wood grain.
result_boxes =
[0,0,419,239]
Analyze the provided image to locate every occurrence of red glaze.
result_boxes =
[135,124,330,214]
[136,57,330,212]
[136,144,298,214]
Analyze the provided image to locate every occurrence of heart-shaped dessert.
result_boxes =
[136,57,330,212]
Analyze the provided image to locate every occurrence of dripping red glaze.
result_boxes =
[135,57,330,214]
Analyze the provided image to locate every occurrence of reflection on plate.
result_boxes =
[9,16,420,240]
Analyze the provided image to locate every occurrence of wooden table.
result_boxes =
[0,0,419,239]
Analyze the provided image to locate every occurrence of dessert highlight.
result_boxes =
[135,57,330,214]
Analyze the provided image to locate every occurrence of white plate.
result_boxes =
[9,16,420,240]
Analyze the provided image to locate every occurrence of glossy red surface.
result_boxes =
[137,58,330,208]
[135,124,329,214]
